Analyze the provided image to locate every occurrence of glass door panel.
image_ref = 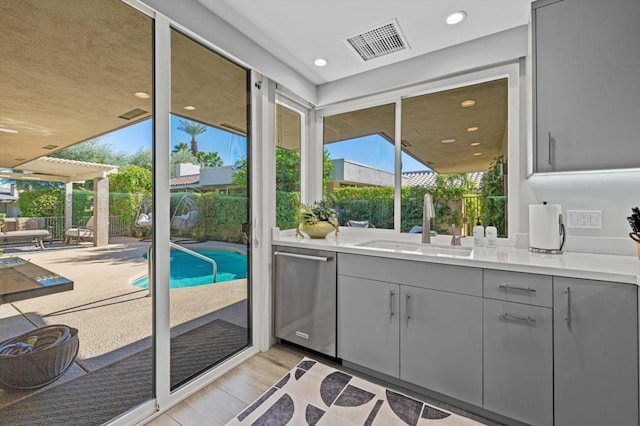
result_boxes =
[168,29,250,391]
[0,0,153,423]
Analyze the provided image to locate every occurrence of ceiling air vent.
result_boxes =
[118,108,148,120]
[344,19,409,62]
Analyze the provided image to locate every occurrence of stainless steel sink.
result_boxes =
[355,240,473,257]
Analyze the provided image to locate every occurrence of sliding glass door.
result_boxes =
[167,29,251,391]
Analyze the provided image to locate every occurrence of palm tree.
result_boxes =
[177,120,207,155]
[172,142,189,154]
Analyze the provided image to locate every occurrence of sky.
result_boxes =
[104,117,428,172]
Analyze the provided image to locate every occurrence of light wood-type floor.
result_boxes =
[145,344,499,426]
[145,344,306,426]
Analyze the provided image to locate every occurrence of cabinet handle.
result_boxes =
[564,287,571,328]
[547,131,553,166]
[498,313,536,324]
[497,284,536,293]
[406,293,411,325]
[389,290,395,319]
[274,251,331,262]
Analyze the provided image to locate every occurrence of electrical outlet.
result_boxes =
[566,210,602,229]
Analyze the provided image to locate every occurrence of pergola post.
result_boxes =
[64,182,73,231]
[93,177,109,247]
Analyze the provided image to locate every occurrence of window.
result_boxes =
[318,77,509,237]
[323,104,396,228]
[275,103,302,230]
[401,79,508,237]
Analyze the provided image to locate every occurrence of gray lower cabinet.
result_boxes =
[553,277,639,426]
[337,275,400,378]
[483,299,553,426]
[401,285,483,407]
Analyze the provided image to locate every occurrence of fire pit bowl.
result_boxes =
[0,325,79,389]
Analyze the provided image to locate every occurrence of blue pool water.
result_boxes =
[132,249,247,289]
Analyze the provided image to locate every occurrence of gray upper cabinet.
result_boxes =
[554,277,638,426]
[533,0,640,172]
[337,275,400,378]
[401,285,483,407]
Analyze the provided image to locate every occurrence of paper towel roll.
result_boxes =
[529,203,563,252]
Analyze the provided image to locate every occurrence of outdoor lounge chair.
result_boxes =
[347,220,375,228]
[64,216,94,244]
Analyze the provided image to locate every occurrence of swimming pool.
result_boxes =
[132,249,247,289]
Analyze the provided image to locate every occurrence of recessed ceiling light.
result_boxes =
[470,142,481,147]
[314,58,328,67]
[446,11,467,25]
[0,127,18,134]
[134,92,150,99]
[467,126,479,132]
[473,152,483,156]
[184,106,196,111]
[14,158,26,161]
[43,144,58,149]
[441,138,457,144]
[461,99,475,108]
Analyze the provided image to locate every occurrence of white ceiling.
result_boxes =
[198,0,532,85]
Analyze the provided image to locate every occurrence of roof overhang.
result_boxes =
[0,157,118,183]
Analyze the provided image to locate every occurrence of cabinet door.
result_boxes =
[554,277,638,426]
[400,285,482,406]
[337,275,400,378]
[484,299,553,426]
[534,0,640,172]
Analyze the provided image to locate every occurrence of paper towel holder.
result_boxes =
[528,202,566,254]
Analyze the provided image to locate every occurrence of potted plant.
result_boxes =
[296,200,339,239]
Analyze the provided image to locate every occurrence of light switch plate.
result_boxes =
[566,210,602,229]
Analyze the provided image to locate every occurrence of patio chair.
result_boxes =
[347,220,375,228]
[64,216,94,244]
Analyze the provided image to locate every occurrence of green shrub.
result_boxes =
[18,189,63,217]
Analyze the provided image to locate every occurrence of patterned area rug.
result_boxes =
[227,357,483,425]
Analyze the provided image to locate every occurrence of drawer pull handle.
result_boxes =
[499,313,536,324]
[564,287,571,328]
[497,284,536,293]
[406,293,412,325]
[389,290,395,319]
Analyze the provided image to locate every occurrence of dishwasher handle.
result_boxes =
[274,251,333,262]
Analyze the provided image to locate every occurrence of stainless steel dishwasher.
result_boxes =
[274,246,336,357]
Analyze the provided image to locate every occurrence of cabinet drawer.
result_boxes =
[483,299,553,426]
[483,269,552,307]
[338,253,481,296]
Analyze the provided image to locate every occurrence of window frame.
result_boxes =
[314,63,520,240]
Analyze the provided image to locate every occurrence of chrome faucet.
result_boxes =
[422,194,435,244]
[450,224,464,246]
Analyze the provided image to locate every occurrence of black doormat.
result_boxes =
[0,319,248,426]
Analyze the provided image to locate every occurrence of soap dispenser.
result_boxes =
[473,220,484,247]
[486,224,498,248]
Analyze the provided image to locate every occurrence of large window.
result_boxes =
[320,78,509,237]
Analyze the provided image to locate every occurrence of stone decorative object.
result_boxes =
[296,200,339,239]
[301,221,336,239]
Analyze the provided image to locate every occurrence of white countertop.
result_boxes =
[273,228,640,285]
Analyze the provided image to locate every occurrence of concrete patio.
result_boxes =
[0,237,248,407]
